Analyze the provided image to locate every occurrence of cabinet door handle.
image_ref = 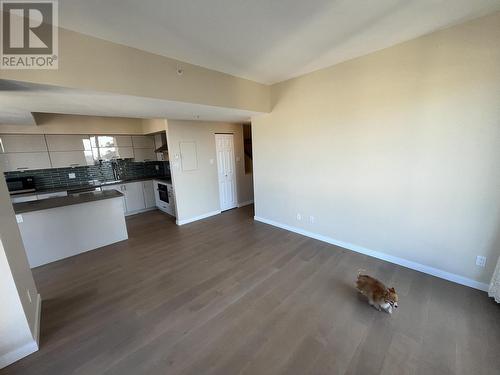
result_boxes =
[17,167,29,170]
[70,163,79,166]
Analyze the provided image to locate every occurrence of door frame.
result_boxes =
[215,133,238,211]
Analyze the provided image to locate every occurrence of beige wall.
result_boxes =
[252,12,500,285]
[0,27,270,113]
[0,114,145,135]
[0,169,39,367]
[167,120,253,222]
[142,118,168,135]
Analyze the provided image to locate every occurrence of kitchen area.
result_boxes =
[1,131,176,268]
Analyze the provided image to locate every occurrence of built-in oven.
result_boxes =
[6,176,36,195]
[158,183,169,204]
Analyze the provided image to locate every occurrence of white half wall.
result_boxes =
[17,198,128,268]
[252,12,500,287]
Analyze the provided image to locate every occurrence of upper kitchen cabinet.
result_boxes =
[46,135,94,168]
[1,152,51,172]
[132,136,154,149]
[91,135,134,160]
[0,134,48,153]
[97,147,135,160]
[45,135,92,151]
[132,135,155,162]
[0,134,51,171]
[49,151,94,168]
[133,148,156,162]
[95,135,133,148]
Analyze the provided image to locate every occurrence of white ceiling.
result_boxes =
[0,80,261,125]
[59,0,500,83]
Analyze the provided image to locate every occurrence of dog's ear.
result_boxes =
[389,287,395,292]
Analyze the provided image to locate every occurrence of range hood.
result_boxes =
[155,143,168,153]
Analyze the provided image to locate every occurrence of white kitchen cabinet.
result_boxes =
[132,136,154,149]
[11,194,38,203]
[122,182,146,213]
[103,182,148,215]
[96,135,133,148]
[142,180,156,208]
[133,148,156,162]
[36,191,68,200]
[49,151,94,168]
[96,147,134,160]
[1,152,51,172]
[45,135,92,151]
[0,134,48,153]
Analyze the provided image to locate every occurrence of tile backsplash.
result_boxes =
[4,160,170,190]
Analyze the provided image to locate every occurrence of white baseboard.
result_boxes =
[34,294,42,346]
[254,216,489,292]
[0,340,38,370]
[238,200,254,207]
[176,210,221,226]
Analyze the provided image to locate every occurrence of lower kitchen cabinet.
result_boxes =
[142,180,156,208]
[101,185,127,213]
[102,180,159,215]
[121,182,145,213]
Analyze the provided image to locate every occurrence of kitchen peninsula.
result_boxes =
[13,190,128,267]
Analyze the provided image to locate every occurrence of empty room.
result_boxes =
[0,1,499,374]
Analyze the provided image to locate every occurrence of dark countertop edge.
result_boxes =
[10,177,172,197]
[13,190,124,214]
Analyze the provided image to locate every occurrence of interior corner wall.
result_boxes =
[167,120,253,223]
[252,12,500,286]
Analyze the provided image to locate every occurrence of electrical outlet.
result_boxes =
[309,216,315,224]
[16,214,23,223]
[476,256,487,268]
[68,173,76,179]
[296,213,302,221]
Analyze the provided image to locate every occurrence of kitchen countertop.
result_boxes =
[10,177,172,197]
[13,190,124,214]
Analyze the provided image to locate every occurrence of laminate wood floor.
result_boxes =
[2,206,499,375]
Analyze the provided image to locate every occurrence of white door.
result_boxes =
[215,134,237,211]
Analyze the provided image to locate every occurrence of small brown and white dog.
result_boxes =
[356,271,398,314]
